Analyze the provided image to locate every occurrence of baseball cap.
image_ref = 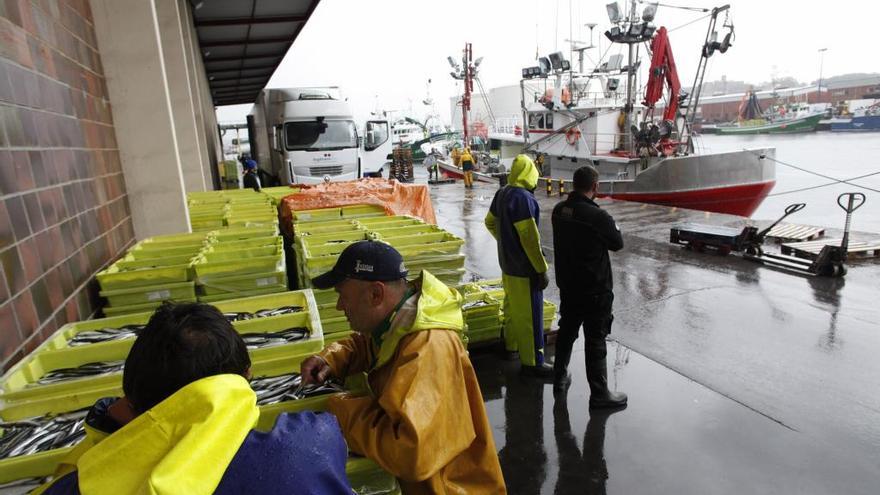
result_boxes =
[311,240,408,289]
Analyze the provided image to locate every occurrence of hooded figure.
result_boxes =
[36,302,351,495]
[484,154,553,378]
[300,241,506,494]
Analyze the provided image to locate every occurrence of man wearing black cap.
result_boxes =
[300,240,506,493]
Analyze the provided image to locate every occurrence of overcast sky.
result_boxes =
[215,0,880,125]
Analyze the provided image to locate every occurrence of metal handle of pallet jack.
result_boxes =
[837,192,865,256]
[836,193,865,213]
[784,203,807,215]
[758,203,806,239]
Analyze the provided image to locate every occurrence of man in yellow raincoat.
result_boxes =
[460,147,476,188]
[37,302,351,495]
[301,240,506,494]
[485,154,553,378]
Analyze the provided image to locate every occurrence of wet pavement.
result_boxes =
[426,169,880,494]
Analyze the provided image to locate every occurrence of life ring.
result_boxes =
[565,127,581,145]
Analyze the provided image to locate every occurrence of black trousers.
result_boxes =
[556,291,614,366]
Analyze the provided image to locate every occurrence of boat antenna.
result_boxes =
[681,4,733,153]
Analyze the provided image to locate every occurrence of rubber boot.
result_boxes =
[520,362,554,380]
[553,345,573,392]
[586,358,627,409]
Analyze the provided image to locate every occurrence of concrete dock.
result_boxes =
[428,173,880,494]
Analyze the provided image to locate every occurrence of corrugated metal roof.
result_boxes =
[190,0,320,106]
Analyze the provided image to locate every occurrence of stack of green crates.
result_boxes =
[0,288,399,493]
[260,185,300,206]
[458,284,503,345]
[293,214,466,290]
[97,233,208,317]
[187,192,230,231]
[194,226,287,302]
[186,190,280,232]
[475,278,558,331]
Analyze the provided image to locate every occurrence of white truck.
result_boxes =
[247,87,391,185]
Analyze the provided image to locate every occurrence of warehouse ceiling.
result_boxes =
[190,0,321,106]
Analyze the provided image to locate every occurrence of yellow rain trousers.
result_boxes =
[319,271,507,494]
[36,375,259,495]
[485,154,549,366]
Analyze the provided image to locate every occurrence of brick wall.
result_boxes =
[1,0,134,371]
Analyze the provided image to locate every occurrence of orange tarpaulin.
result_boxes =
[279,179,437,236]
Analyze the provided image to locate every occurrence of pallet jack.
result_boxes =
[670,193,865,277]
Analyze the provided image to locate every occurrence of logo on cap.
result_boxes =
[354,260,374,273]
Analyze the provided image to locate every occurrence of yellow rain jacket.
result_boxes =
[37,375,259,495]
[484,154,548,277]
[319,271,507,494]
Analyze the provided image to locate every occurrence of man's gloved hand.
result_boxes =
[300,355,332,385]
[531,271,550,291]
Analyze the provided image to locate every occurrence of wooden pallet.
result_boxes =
[781,239,880,259]
[765,223,826,243]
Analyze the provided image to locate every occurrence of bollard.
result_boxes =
[546,178,552,196]
[559,179,566,195]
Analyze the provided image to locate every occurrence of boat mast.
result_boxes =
[462,43,473,148]
[624,0,638,154]
[682,5,732,153]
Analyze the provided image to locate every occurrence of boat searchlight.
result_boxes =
[606,2,622,23]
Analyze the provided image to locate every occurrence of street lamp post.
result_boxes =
[817,48,828,103]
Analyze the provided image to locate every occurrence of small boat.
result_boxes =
[436,159,500,184]
[715,112,824,135]
[831,102,880,132]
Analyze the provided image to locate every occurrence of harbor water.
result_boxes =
[697,133,880,233]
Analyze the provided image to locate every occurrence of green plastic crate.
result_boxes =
[101,281,196,307]
[292,207,342,223]
[355,215,422,227]
[293,220,361,238]
[366,224,439,237]
[97,258,195,290]
[197,270,287,297]
[102,298,198,317]
[194,250,283,279]
[197,286,287,303]
[340,204,386,219]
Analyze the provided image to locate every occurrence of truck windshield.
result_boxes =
[284,121,357,151]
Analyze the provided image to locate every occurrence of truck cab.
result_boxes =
[249,87,391,185]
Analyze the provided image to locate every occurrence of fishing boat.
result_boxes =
[831,101,880,132]
[512,2,775,216]
[715,93,825,135]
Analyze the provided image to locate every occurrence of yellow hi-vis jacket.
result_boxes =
[319,271,507,494]
[37,375,259,495]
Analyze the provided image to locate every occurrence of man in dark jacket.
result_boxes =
[551,165,627,408]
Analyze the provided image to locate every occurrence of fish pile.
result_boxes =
[68,306,304,346]
[222,305,303,321]
[34,361,125,386]
[0,409,88,459]
[68,324,145,346]
[240,327,309,349]
[250,373,344,406]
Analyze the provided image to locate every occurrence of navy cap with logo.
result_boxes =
[311,240,408,289]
